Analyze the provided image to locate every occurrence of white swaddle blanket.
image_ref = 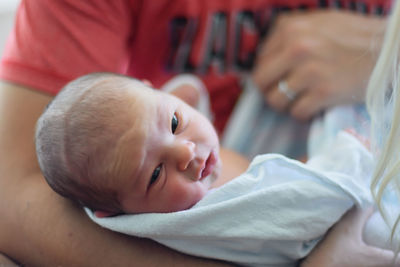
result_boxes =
[86,132,388,267]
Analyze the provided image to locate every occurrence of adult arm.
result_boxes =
[302,207,399,267]
[0,81,232,267]
[252,10,386,120]
[0,253,18,266]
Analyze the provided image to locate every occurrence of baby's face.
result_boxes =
[114,81,221,213]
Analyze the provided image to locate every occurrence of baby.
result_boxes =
[35,72,246,216]
[36,72,384,266]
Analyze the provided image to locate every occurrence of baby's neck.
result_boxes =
[211,147,250,188]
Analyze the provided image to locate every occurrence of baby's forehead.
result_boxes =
[90,76,171,117]
[98,76,146,93]
[114,78,158,98]
[88,78,149,105]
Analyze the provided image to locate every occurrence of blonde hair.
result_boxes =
[367,0,400,252]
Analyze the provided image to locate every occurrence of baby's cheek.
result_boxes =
[169,185,205,210]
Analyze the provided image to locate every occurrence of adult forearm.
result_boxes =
[0,253,18,266]
[0,173,232,267]
[0,82,232,266]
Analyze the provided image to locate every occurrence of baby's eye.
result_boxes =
[171,113,179,134]
[150,164,162,186]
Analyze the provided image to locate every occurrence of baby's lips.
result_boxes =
[200,150,217,179]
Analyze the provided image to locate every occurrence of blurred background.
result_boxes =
[0,0,19,56]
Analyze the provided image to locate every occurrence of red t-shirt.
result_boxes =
[0,0,390,132]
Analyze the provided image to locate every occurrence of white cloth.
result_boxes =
[86,132,387,266]
[222,78,309,159]
[308,104,370,157]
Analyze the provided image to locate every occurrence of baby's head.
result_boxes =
[35,73,221,215]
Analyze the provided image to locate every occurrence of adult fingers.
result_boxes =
[264,61,318,114]
[334,206,375,240]
[257,12,311,60]
[254,38,320,104]
[265,77,303,112]
[256,13,291,59]
[252,45,293,93]
[289,92,325,121]
[301,206,391,267]
[253,12,317,93]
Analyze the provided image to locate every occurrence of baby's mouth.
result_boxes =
[200,150,217,180]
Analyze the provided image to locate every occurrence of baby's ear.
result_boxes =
[141,79,153,87]
[94,210,118,218]
[169,84,200,108]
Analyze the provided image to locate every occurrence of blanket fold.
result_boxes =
[86,132,383,267]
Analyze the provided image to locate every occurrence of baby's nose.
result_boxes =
[175,140,195,171]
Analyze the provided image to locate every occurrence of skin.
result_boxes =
[0,8,391,266]
[0,81,395,266]
[0,81,235,266]
[253,10,386,121]
[0,254,18,266]
[112,82,224,213]
[301,207,400,267]
[94,80,248,217]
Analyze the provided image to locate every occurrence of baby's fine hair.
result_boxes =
[35,72,139,213]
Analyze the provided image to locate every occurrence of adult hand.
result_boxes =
[252,10,385,121]
[301,206,398,267]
